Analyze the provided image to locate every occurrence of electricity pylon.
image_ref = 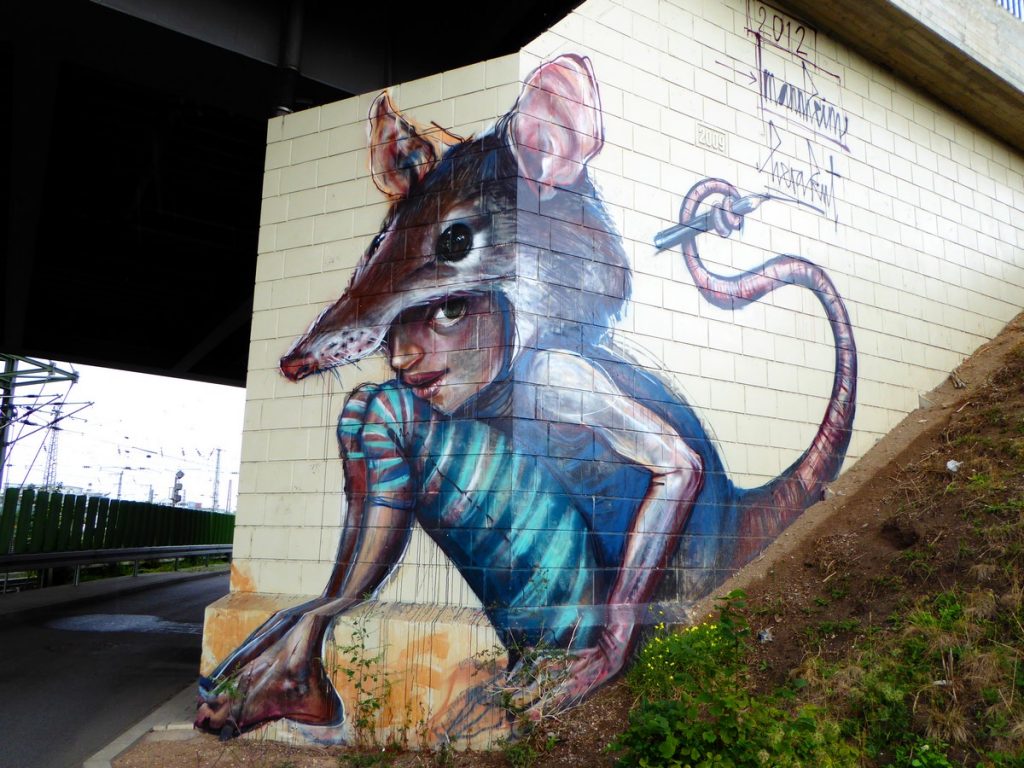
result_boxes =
[0,355,80,492]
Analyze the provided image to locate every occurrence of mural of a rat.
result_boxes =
[196,53,856,742]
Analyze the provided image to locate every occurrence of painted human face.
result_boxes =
[388,293,505,413]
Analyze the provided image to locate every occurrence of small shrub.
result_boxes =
[336,609,391,747]
[612,591,857,768]
[985,752,1024,768]
[500,737,539,768]
[887,738,954,768]
[627,619,741,701]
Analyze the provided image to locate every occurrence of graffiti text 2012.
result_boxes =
[753,3,809,57]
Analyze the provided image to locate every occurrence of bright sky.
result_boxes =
[2,361,246,510]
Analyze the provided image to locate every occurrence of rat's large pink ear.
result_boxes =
[368,93,462,199]
[510,54,603,198]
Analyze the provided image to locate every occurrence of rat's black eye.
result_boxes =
[367,231,386,256]
[436,223,473,262]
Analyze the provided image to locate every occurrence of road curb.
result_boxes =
[82,684,198,768]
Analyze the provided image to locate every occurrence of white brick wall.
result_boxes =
[521,0,1024,486]
[233,1,1022,598]
[235,55,522,595]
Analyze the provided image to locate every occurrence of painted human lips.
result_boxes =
[403,370,446,399]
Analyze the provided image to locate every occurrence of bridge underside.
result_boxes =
[1,0,581,387]
[3,0,1021,388]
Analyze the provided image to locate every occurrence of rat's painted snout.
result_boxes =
[278,287,395,382]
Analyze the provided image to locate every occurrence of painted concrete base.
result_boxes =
[201,595,511,748]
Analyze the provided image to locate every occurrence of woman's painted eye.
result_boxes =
[431,298,469,327]
[436,223,473,262]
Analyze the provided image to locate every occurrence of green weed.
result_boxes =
[896,547,937,580]
[982,499,1024,517]
[984,408,1007,427]
[338,756,390,768]
[888,738,954,768]
[499,737,539,768]
[969,473,1002,492]
[612,591,857,768]
[335,608,391,747]
[804,618,860,641]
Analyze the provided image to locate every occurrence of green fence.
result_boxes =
[0,487,234,555]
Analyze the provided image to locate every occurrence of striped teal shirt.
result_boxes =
[338,381,599,649]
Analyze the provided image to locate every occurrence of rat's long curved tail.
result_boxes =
[676,178,857,568]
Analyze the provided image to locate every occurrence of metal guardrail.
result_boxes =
[0,544,232,587]
[0,544,232,571]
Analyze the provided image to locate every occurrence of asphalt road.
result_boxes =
[0,573,229,768]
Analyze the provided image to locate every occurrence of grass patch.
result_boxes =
[615,582,1022,766]
[611,591,858,768]
[607,348,1024,768]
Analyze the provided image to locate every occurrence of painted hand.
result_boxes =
[195,610,347,736]
[505,626,632,721]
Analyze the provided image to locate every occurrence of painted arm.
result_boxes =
[195,385,418,735]
[526,350,703,701]
[319,384,417,608]
[203,384,416,688]
[534,351,702,613]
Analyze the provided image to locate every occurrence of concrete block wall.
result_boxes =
[201,0,1024,748]
[525,0,1022,486]
[235,54,524,602]
[893,0,1024,92]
